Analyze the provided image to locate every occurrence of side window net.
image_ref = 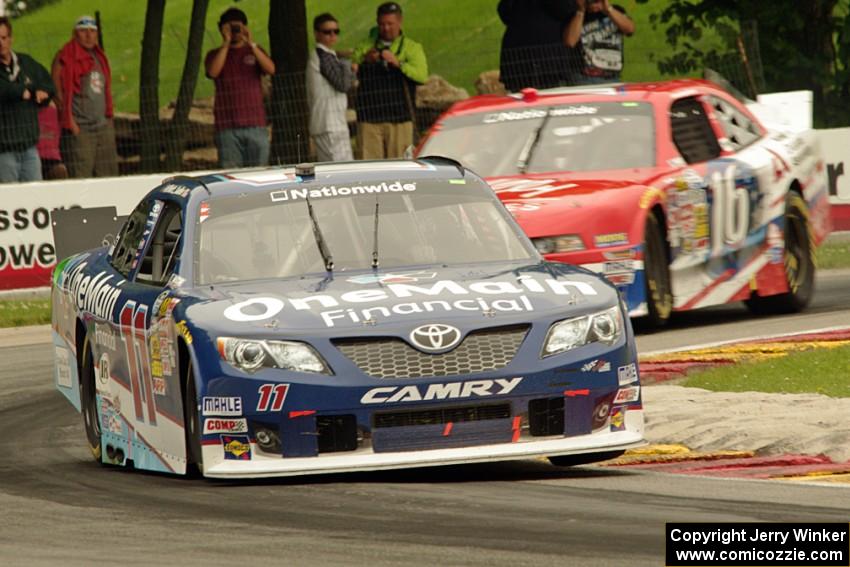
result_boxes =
[670,97,722,164]
[111,204,150,276]
[137,202,183,285]
[711,96,761,150]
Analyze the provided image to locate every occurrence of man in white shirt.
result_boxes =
[307,13,354,162]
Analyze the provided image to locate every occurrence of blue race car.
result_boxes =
[51,158,645,479]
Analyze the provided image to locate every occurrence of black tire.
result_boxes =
[79,334,103,463]
[745,192,815,315]
[643,213,673,327]
[548,450,625,467]
[183,358,204,476]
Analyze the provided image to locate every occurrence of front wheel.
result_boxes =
[643,213,673,327]
[549,450,625,467]
[79,334,103,463]
[183,358,204,476]
[746,192,815,315]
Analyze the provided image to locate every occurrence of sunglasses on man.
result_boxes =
[319,28,341,36]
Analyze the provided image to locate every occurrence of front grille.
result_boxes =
[374,403,511,429]
[334,325,529,379]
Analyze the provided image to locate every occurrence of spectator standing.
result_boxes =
[353,2,427,160]
[565,0,635,83]
[0,16,55,183]
[205,8,275,168]
[498,0,578,92]
[307,13,354,162]
[53,15,119,178]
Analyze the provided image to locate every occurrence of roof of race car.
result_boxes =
[156,158,466,200]
[444,78,727,116]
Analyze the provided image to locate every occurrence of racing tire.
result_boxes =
[643,213,673,327]
[183,359,205,477]
[745,192,815,315]
[79,334,103,463]
[548,450,625,467]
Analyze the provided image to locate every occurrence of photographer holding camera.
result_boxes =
[353,2,427,159]
[205,8,275,168]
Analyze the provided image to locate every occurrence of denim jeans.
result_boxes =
[0,146,43,183]
[215,127,270,168]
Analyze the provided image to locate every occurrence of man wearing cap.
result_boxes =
[52,15,118,178]
[205,7,275,168]
[353,2,427,159]
[0,16,55,183]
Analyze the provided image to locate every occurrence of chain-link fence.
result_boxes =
[1,35,763,184]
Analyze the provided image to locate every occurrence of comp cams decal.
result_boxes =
[203,418,248,434]
[361,377,522,404]
[223,276,599,328]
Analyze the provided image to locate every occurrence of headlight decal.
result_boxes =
[217,337,332,375]
[541,305,624,358]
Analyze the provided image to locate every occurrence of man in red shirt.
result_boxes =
[205,8,275,168]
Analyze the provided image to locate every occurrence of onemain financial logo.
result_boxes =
[270,181,417,202]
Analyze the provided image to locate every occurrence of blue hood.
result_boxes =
[184,261,620,337]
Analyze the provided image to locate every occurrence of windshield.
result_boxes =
[195,177,535,284]
[420,102,655,176]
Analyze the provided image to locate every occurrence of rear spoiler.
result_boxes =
[51,206,127,263]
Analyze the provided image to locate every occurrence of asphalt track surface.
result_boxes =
[2,272,849,566]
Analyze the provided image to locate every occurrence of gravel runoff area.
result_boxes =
[644,385,850,463]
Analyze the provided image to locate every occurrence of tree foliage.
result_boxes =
[637,0,850,126]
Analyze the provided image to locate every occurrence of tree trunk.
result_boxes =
[139,0,166,173]
[164,0,210,172]
[268,0,310,165]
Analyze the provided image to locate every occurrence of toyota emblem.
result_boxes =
[409,324,462,353]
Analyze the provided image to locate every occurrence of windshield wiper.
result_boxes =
[516,109,551,174]
[305,195,334,272]
[371,196,380,269]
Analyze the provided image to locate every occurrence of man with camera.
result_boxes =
[353,2,427,159]
[205,8,275,168]
[565,0,635,83]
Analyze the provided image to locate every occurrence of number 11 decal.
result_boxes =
[256,384,289,412]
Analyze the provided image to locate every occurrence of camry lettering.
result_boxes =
[361,378,523,404]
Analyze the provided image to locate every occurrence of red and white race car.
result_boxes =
[418,79,832,326]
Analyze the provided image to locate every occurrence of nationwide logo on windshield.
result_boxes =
[270,181,417,202]
[347,271,438,285]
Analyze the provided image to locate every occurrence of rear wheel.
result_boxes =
[79,334,102,463]
[183,358,204,476]
[643,213,673,327]
[549,450,625,467]
[745,192,814,315]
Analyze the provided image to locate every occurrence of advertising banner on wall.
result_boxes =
[0,175,169,292]
[818,127,850,231]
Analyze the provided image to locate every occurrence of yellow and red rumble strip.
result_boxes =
[613,328,850,483]
[639,328,850,384]
[598,445,850,483]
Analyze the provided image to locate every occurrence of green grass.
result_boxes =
[10,0,723,114]
[683,344,850,398]
[0,299,52,328]
[818,237,850,269]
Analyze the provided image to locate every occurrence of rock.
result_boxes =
[414,74,469,133]
[475,70,507,96]
[416,74,468,110]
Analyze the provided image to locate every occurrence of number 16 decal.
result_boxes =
[257,383,289,412]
